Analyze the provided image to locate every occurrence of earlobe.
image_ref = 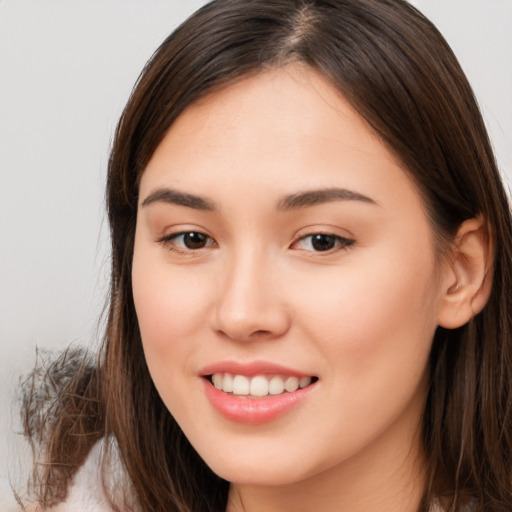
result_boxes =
[437,216,493,329]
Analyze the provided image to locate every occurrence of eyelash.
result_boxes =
[158,231,216,255]
[292,233,355,253]
[158,231,355,255]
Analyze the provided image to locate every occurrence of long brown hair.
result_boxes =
[22,1,512,511]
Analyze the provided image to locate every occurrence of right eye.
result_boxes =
[159,231,216,253]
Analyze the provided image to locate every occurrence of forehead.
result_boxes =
[140,64,422,216]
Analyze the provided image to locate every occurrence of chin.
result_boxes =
[195,441,325,487]
[210,461,311,487]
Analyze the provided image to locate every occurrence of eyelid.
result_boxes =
[157,229,217,255]
[155,226,355,256]
[291,231,355,253]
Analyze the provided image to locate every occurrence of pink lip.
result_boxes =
[199,360,311,378]
[202,380,316,424]
[199,361,317,425]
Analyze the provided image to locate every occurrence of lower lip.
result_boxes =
[202,378,316,424]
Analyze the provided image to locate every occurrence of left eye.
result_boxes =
[294,233,354,252]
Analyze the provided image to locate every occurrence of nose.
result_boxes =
[211,249,291,342]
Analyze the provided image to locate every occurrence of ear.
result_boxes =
[437,216,493,329]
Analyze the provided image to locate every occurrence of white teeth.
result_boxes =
[299,376,312,389]
[284,376,299,392]
[232,375,250,395]
[210,373,314,397]
[250,375,269,397]
[269,375,285,395]
[212,373,223,390]
[222,373,233,393]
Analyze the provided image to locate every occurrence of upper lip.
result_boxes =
[199,360,314,378]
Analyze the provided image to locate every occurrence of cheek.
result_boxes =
[131,247,213,416]
[294,246,440,373]
[132,244,211,358]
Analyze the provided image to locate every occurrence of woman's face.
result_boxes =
[132,65,448,490]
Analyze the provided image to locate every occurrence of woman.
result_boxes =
[21,0,512,511]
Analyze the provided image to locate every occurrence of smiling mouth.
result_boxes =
[206,373,319,398]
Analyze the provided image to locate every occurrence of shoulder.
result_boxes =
[45,440,118,512]
[24,438,135,512]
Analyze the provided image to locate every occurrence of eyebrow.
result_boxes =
[277,188,378,210]
[141,188,216,211]
[140,186,377,211]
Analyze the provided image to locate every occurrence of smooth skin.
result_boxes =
[132,64,491,512]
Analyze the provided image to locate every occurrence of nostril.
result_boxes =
[216,328,274,342]
[251,329,273,337]
[212,286,291,342]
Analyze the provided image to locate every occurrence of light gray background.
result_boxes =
[1,1,511,509]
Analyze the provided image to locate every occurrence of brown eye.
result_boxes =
[182,232,208,249]
[310,234,337,251]
[159,231,215,253]
[294,233,355,253]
